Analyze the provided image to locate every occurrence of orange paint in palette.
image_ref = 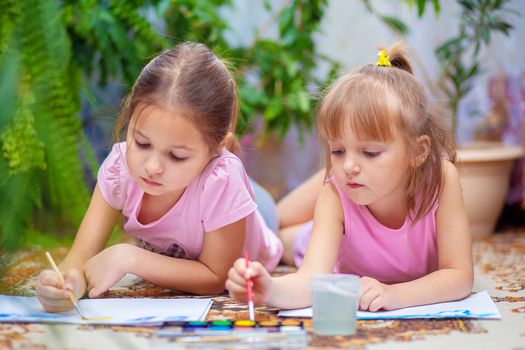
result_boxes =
[279,319,304,332]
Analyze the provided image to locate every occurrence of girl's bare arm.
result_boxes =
[385,160,473,309]
[267,183,345,308]
[60,184,121,274]
[112,218,247,295]
[277,169,325,228]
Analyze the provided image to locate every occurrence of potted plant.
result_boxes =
[432,0,523,238]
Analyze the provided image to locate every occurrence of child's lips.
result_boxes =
[141,177,162,186]
[347,182,363,189]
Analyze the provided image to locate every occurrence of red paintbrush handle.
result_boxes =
[243,251,254,302]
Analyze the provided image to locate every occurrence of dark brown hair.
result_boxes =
[317,43,456,222]
[113,41,239,153]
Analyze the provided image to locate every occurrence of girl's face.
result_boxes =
[126,104,214,199]
[328,123,411,213]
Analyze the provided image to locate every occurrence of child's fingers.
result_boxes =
[225,278,247,294]
[35,280,69,300]
[368,295,384,312]
[225,279,248,302]
[359,276,374,297]
[62,269,84,296]
[36,270,69,298]
[35,270,78,313]
[38,270,64,289]
[85,274,110,299]
[36,291,75,313]
[233,258,248,274]
[245,266,257,279]
[359,291,372,311]
[88,285,106,298]
[242,259,265,280]
[359,286,380,311]
[359,276,385,311]
[227,265,248,287]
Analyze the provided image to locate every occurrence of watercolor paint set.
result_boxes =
[158,319,305,335]
[155,320,308,348]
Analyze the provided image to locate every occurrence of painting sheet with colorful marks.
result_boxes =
[0,295,212,325]
[278,290,501,319]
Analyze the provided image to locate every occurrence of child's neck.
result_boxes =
[138,189,186,224]
[366,200,408,230]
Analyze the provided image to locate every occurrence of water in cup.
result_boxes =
[310,274,360,336]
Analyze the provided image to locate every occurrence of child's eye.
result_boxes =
[331,149,345,156]
[169,153,187,162]
[363,150,381,158]
[135,140,149,148]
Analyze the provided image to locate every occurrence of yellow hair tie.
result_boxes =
[376,49,392,67]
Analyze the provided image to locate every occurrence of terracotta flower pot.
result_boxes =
[457,142,523,239]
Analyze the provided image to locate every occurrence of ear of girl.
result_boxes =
[412,135,431,167]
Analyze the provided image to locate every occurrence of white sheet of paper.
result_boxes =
[278,290,501,319]
[0,296,213,325]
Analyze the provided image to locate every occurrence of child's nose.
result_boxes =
[145,155,163,175]
[343,156,360,175]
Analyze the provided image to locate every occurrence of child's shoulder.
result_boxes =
[436,159,462,205]
[199,148,249,189]
[104,142,127,161]
[100,142,127,170]
[207,148,245,174]
[100,142,128,174]
[442,159,460,183]
[97,142,130,210]
[198,149,255,211]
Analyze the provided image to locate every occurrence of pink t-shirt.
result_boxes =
[294,179,439,284]
[97,143,283,271]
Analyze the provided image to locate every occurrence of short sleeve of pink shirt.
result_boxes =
[97,143,127,210]
[199,155,256,232]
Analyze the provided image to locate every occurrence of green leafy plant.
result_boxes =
[1,0,92,251]
[232,0,340,137]
[0,0,338,252]
[61,0,338,136]
[433,0,516,138]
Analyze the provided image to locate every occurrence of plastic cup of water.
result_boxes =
[310,274,360,335]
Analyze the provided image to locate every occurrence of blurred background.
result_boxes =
[1,0,524,252]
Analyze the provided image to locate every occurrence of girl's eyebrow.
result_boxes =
[134,129,195,151]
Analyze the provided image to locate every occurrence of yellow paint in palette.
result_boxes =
[81,316,113,322]
[234,320,256,327]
